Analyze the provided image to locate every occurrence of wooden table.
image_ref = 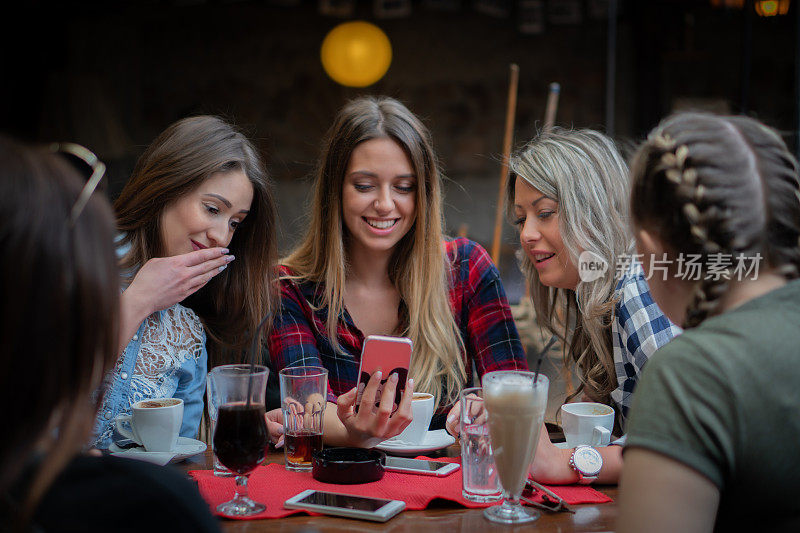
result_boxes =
[177,446,618,532]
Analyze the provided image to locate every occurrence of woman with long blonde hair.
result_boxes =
[508,127,679,484]
[268,96,526,447]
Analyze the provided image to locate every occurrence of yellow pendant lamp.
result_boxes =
[321,21,392,88]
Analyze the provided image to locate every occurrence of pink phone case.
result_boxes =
[356,335,412,413]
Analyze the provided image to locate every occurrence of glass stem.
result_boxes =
[233,474,250,501]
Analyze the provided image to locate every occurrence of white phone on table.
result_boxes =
[284,489,406,522]
[384,456,460,477]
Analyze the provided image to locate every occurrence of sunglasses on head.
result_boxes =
[48,142,106,226]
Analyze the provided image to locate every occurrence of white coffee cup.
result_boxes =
[561,402,613,448]
[115,398,184,452]
[389,392,434,445]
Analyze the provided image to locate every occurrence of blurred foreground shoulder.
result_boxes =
[33,455,220,533]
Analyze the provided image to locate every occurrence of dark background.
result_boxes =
[3,0,796,302]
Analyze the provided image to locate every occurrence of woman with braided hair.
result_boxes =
[507,127,680,485]
[618,113,800,532]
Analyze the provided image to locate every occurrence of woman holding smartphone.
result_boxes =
[268,96,527,448]
[507,128,680,484]
[92,116,280,449]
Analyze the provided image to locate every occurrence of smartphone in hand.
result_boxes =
[355,335,412,414]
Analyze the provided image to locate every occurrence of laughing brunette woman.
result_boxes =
[92,116,279,449]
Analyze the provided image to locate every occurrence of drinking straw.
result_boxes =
[533,335,558,383]
[245,313,272,407]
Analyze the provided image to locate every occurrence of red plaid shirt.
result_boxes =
[267,238,527,412]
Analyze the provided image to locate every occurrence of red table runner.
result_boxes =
[189,456,612,520]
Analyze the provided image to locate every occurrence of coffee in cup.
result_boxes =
[139,398,181,409]
[388,392,434,445]
[560,402,613,448]
[115,397,184,452]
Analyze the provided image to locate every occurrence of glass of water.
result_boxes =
[459,387,501,502]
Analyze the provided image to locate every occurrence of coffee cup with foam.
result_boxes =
[387,392,434,445]
[115,397,184,452]
[560,402,614,448]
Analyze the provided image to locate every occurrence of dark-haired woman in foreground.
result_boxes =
[0,137,219,531]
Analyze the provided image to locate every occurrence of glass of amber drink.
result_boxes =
[279,366,328,471]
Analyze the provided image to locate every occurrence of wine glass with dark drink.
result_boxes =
[209,364,269,516]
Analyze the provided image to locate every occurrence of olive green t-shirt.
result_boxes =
[625,279,800,531]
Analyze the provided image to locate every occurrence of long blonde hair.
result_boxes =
[508,127,631,406]
[283,96,465,406]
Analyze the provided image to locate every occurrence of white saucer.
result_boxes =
[375,429,456,456]
[109,437,206,464]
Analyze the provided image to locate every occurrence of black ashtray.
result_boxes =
[312,447,386,484]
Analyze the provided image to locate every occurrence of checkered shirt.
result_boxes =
[610,260,682,429]
[267,238,528,411]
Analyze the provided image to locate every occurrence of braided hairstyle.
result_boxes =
[630,113,800,328]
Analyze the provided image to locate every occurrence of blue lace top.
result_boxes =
[92,304,208,449]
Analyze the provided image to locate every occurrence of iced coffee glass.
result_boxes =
[482,370,549,524]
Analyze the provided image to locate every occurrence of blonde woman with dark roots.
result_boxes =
[92,116,281,449]
[508,128,680,484]
[268,96,527,447]
[619,114,800,532]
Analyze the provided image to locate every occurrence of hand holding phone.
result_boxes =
[355,335,412,414]
[335,371,415,449]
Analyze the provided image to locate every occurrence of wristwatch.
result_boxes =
[569,445,602,484]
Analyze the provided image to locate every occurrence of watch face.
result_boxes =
[574,447,602,476]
